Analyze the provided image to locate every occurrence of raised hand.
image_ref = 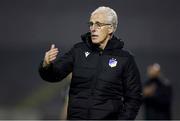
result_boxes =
[43,44,59,67]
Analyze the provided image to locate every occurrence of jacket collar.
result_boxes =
[81,32,124,51]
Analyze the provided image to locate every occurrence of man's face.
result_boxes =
[89,12,112,44]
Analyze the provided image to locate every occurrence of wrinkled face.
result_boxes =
[89,12,113,44]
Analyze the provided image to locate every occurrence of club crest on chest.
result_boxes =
[109,58,118,68]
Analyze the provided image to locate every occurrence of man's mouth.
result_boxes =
[91,35,98,38]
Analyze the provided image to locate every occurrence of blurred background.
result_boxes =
[0,0,179,119]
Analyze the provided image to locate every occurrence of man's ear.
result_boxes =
[108,25,114,34]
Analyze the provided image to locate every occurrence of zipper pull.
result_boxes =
[99,51,103,56]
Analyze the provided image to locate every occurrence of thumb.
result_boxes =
[51,44,55,49]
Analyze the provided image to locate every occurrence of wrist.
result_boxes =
[42,60,50,68]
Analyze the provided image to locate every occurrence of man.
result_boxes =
[143,63,172,120]
[39,6,142,120]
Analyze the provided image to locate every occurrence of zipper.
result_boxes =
[87,50,103,119]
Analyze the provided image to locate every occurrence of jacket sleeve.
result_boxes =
[39,46,75,82]
[118,55,143,120]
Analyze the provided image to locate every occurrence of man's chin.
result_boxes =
[91,38,100,44]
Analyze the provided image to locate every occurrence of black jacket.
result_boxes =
[39,32,142,120]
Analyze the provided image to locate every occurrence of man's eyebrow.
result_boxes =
[89,21,101,23]
[95,21,101,23]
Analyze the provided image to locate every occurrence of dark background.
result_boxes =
[0,0,179,119]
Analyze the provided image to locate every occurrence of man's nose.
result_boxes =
[90,26,96,32]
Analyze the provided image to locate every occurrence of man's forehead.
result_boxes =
[90,12,108,22]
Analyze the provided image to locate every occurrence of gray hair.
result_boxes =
[91,6,118,32]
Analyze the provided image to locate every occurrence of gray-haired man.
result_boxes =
[39,6,142,120]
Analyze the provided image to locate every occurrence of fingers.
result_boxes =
[49,48,59,55]
[49,51,58,60]
[49,56,57,62]
[49,51,58,57]
[47,49,59,61]
[44,44,59,65]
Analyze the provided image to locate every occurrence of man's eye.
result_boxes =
[96,23,102,27]
[88,22,93,26]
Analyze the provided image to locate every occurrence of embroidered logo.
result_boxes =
[109,58,117,68]
[85,51,90,58]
